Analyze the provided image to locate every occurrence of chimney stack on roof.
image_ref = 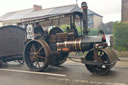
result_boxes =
[33,5,42,11]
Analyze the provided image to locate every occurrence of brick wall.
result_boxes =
[122,0,128,22]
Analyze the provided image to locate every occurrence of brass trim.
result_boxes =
[56,43,59,48]
[74,40,77,50]
[64,41,67,48]
[79,39,81,51]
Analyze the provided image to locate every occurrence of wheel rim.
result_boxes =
[85,50,111,75]
[24,40,50,71]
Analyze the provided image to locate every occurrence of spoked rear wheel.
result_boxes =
[51,53,68,66]
[85,49,111,75]
[24,40,50,71]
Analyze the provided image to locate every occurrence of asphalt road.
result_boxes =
[0,59,128,85]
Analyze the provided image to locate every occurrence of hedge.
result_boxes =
[61,24,100,36]
[60,24,83,36]
[88,28,99,36]
[113,22,128,51]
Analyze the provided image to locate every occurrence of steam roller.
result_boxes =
[23,2,118,75]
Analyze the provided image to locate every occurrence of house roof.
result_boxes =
[88,9,103,17]
[0,9,33,21]
[0,4,102,22]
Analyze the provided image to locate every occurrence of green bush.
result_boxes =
[88,28,99,36]
[60,24,82,36]
[113,22,128,51]
[60,24,70,32]
[61,24,100,36]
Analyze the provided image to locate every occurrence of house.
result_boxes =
[0,21,3,27]
[88,10,103,28]
[0,4,103,29]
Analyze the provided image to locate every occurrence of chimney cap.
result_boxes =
[33,5,42,11]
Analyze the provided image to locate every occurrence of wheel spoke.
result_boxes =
[36,61,41,68]
[37,47,43,54]
[30,52,35,56]
[31,58,37,63]
[38,55,45,59]
[35,61,38,67]
[31,44,36,52]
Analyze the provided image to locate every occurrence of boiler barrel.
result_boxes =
[56,39,92,52]
[56,36,103,52]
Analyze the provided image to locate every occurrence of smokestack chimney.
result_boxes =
[81,2,88,35]
[33,5,42,11]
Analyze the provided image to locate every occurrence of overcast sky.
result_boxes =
[0,0,121,23]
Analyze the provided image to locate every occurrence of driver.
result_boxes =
[34,22,44,39]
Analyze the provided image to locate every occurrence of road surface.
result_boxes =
[0,59,128,85]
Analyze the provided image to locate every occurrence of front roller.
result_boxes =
[24,40,51,72]
[85,47,118,75]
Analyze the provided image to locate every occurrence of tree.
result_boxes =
[98,21,117,34]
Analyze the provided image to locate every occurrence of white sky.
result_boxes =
[0,0,121,23]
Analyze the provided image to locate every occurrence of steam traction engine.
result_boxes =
[24,2,118,75]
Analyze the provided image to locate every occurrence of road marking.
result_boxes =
[48,77,126,85]
[0,69,66,77]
